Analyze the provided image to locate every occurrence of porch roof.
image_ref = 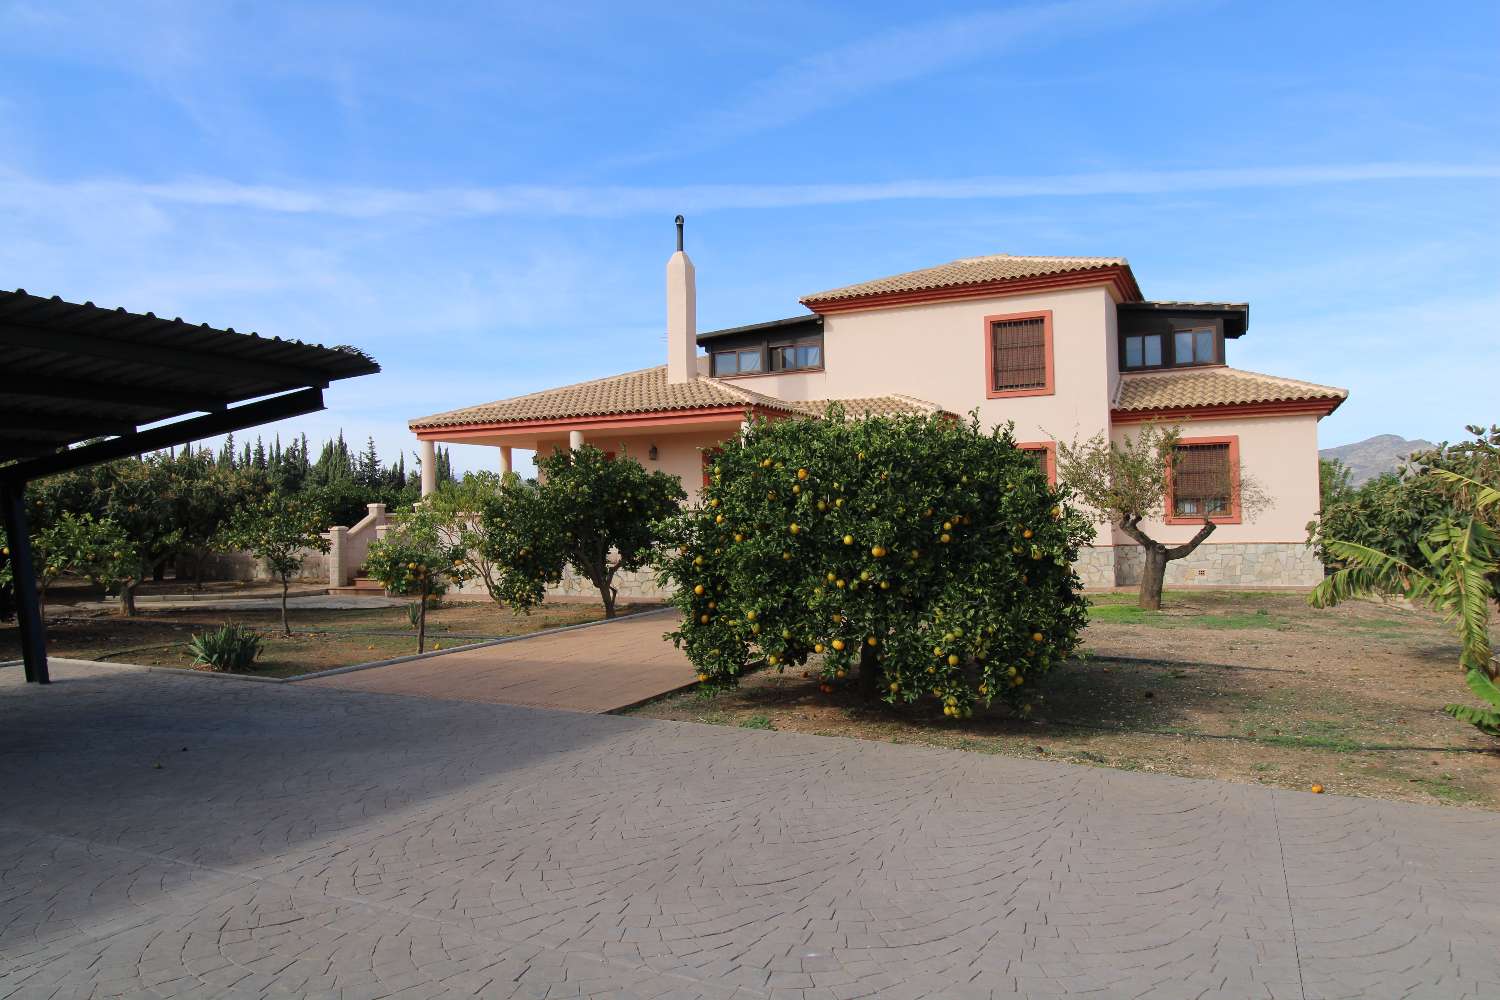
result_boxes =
[409,365,952,435]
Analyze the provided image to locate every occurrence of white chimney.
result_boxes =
[666,214,697,384]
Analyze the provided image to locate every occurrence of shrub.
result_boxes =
[478,446,685,618]
[658,411,1094,717]
[187,624,262,672]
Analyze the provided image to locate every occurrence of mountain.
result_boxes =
[1320,434,1436,486]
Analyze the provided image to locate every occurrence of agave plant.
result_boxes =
[1311,468,1500,736]
[187,624,263,673]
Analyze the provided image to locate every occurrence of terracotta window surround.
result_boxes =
[1016,440,1057,486]
[985,310,1054,399]
[1164,435,1241,525]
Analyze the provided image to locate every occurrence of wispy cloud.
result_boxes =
[613,0,1178,165]
[3,162,1495,221]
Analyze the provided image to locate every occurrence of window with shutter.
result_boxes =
[1016,441,1057,485]
[985,311,1053,397]
[1167,438,1239,523]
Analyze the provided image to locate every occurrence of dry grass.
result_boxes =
[2,597,658,678]
[631,591,1500,810]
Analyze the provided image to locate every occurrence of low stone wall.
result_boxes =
[196,549,331,585]
[1072,546,1116,589]
[1111,541,1323,588]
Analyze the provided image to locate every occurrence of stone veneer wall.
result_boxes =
[1110,541,1323,588]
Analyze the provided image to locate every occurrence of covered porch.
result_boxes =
[414,406,758,502]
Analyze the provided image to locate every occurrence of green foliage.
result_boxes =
[222,492,330,634]
[365,505,473,652]
[187,624,262,672]
[658,411,1094,717]
[1318,458,1354,509]
[1310,426,1500,738]
[477,446,685,617]
[422,472,517,607]
[223,494,330,585]
[54,513,141,600]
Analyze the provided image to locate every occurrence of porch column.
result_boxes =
[499,446,513,475]
[1,480,48,683]
[568,430,584,451]
[420,439,436,497]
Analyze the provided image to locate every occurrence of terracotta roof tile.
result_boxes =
[409,366,948,430]
[1114,366,1347,413]
[801,254,1131,304]
[786,395,951,419]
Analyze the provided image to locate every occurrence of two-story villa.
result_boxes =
[410,221,1346,591]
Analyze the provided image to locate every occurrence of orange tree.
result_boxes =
[658,410,1094,716]
[365,504,472,653]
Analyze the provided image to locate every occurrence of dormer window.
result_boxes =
[1118,302,1244,372]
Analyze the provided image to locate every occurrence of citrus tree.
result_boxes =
[478,446,685,618]
[365,504,472,653]
[658,411,1094,717]
[64,515,141,611]
[221,494,331,635]
[1311,426,1500,737]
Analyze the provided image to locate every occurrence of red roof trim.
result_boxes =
[803,264,1142,314]
[414,404,777,440]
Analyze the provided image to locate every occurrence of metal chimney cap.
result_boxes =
[675,215,684,252]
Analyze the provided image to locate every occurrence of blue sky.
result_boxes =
[2,0,1496,475]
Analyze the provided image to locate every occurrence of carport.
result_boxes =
[0,288,379,684]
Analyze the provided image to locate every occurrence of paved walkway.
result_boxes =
[302,609,692,713]
[1,661,1497,1000]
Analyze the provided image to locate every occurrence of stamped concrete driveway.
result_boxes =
[2,661,1497,1000]
[302,609,693,714]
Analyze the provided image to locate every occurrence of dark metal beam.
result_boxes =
[1,481,47,683]
[2,322,332,387]
[0,374,228,413]
[0,411,136,435]
[0,387,325,486]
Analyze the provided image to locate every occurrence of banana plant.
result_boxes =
[1311,467,1500,736]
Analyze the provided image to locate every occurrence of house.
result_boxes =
[409,220,1346,593]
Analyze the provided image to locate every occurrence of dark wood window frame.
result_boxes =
[1120,320,1225,372]
[1165,435,1241,524]
[985,310,1055,398]
[712,334,824,378]
[711,347,765,377]
[767,336,824,373]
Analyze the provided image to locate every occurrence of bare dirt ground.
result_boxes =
[631,590,1500,810]
[2,588,658,677]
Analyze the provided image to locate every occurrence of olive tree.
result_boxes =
[1058,422,1268,610]
[658,411,1094,717]
[478,446,685,619]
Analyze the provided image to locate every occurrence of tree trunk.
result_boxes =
[1139,546,1167,611]
[118,582,137,617]
[280,578,291,636]
[1117,515,1216,611]
[858,643,882,702]
[417,578,429,653]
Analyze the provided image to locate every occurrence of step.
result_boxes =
[327,580,390,597]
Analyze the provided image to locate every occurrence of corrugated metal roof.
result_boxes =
[1,288,379,462]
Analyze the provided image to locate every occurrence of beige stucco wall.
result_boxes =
[1108,412,1323,545]
[725,286,1120,446]
[534,428,730,504]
